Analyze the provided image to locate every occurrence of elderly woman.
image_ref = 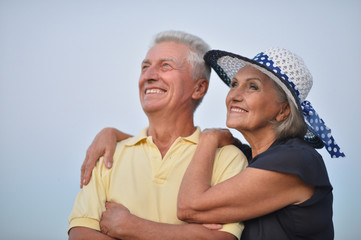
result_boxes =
[176,48,344,240]
[80,48,344,239]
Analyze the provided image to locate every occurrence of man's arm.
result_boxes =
[100,202,237,240]
[119,216,237,240]
[69,227,116,240]
[69,153,112,239]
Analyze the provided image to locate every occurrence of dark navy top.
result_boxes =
[241,138,334,240]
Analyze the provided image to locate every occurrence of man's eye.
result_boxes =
[161,63,173,70]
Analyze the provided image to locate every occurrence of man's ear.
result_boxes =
[276,102,291,122]
[192,79,209,100]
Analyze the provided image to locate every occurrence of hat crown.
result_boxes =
[262,48,313,102]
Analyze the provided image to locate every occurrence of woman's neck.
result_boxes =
[241,128,278,158]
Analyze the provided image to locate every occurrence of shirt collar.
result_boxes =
[125,127,201,146]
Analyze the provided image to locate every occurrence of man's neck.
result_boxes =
[147,118,196,158]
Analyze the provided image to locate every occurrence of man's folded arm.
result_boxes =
[102,213,238,240]
[68,227,116,240]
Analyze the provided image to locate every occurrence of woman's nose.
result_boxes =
[227,88,244,102]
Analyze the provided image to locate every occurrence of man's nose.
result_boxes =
[143,65,159,81]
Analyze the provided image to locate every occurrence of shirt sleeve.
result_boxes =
[68,157,110,233]
[213,145,248,240]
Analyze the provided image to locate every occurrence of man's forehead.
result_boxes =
[143,42,188,60]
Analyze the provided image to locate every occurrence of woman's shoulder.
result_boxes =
[263,137,321,163]
[250,137,331,187]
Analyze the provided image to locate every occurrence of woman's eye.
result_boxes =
[249,83,258,90]
[230,81,238,88]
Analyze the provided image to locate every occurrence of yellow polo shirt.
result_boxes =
[69,127,248,238]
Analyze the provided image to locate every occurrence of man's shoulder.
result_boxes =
[211,144,248,183]
[217,144,245,156]
[113,136,141,155]
[115,133,146,148]
[216,144,248,167]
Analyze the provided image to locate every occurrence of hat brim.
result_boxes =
[204,50,324,149]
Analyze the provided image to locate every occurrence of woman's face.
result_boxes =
[225,65,286,134]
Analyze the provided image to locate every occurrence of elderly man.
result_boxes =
[68,31,248,240]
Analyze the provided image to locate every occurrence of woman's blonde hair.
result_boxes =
[271,80,307,140]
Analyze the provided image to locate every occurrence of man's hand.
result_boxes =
[202,223,223,230]
[100,202,132,239]
[81,128,118,188]
[99,202,236,240]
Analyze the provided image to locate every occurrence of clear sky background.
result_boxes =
[1,0,360,239]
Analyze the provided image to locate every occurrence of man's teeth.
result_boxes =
[231,107,246,112]
[146,89,165,94]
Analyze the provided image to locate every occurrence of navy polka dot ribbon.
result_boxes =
[301,101,345,158]
[252,52,345,158]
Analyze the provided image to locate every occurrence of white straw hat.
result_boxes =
[204,48,345,158]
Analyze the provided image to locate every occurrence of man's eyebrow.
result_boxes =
[160,57,175,62]
[142,59,151,65]
[141,58,175,65]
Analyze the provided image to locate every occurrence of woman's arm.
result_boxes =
[178,129,314,223]
[81,127,132,188]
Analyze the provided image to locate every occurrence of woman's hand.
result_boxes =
[200,128,237,148]
[80,128,132,188]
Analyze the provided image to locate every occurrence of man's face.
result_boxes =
[139,42,196,115]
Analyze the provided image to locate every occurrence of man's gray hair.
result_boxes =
[151,30,211,82]
[151,30,211,111]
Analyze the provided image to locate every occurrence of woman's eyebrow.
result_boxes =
[246,77,262,83]
[232,77,262,83]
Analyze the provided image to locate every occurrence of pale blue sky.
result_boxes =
[1,0,360,239]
